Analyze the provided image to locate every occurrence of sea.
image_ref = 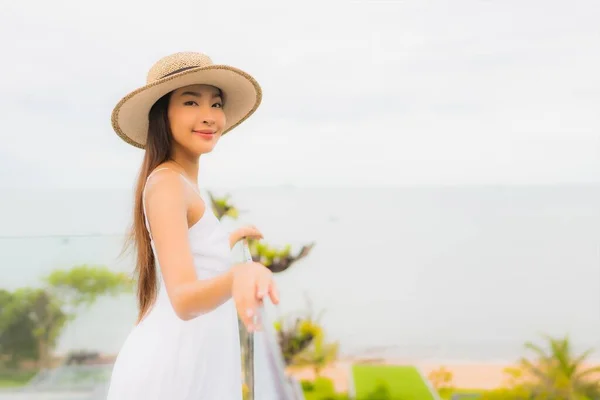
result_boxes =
[1,184,599,363]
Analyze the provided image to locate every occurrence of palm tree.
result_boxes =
[518,335,600,399]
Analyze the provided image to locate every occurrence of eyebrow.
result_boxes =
[180,91,222,99]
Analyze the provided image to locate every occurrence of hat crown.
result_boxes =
[146,52,214,84]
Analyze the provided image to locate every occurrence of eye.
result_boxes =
[184,100,198,106]
[213,102,223,108]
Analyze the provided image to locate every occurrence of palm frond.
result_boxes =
[524,340,550,360]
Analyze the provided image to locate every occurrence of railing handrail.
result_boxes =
[240,242,301,400]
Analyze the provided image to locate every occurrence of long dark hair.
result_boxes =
[123,91,174,323]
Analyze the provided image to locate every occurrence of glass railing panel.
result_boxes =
[235,241,301,400]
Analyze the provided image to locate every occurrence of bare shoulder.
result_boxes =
[144,167,187,223]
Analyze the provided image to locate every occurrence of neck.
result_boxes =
[169,148,200,183]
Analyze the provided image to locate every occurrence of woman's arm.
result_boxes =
[144,172,234,321]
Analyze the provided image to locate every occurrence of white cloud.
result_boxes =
[0,0,599,188]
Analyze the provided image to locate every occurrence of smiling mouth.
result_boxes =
[193,130,215,135]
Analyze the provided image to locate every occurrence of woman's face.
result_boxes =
[167,84,226,156]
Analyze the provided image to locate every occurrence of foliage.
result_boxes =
[313,376,336,394]
[292,332,339,377]
[207,191,240,220]
[274,297,326,366]
[302,377,350,400]
[0,289,38,367]
[275,316,322,365]
[0,369,38,388]
[44,264,133,309]
[482,335,600,400]
[248,238,315,273]
[302,379,428,400]
[274,297,338,375]
[428,365,455,394]
[301,379,316,391]
[0,288,67,368]
[520,335,600,399]
[362,381,393,400]
[304,391,350,400]
[208,192,316,273]
[0,265,133,369]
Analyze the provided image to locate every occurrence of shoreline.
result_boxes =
[8,353,600,394]
[288,356,600,393]
[285,360,512,392]
[52,349,600,364]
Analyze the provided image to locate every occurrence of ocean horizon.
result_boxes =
[1,184,599,363]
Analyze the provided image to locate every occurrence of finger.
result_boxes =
[255,269,273,299]
[249,226,263,238]
[268,282,280,305]
[241,298,259,332]
[244,304,257,331]
[237,283,259,331]
[256,275,270,301]
[242,229,262,240]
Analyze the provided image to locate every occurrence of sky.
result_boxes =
[0,0,599,189]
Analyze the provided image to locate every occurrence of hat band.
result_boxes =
[160,66,200,79]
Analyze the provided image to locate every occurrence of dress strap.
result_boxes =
[176,173,203,198]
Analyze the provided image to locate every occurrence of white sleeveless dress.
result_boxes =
[106,169,242,399]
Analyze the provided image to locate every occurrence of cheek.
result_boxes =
[216,110,227,130]
[168,109,192,138]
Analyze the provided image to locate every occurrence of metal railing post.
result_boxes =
[241,240,254,400]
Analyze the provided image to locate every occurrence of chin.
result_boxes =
[185,135,220,156]
[193,144,217,156]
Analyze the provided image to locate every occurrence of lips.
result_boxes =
[193,130,216,140]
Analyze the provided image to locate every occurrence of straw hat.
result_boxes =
[111,52,262,149]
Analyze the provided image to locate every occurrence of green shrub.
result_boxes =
[362,381,392,400]
[305,393,350,400]
[302,379,316,392]
[302,376,349,400]
[314,376,335,394]
[0,369,37,387]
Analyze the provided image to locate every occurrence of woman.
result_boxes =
[106,52,279,399]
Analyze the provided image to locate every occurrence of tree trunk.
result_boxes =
[37,339,48,369]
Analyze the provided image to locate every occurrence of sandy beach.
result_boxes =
[287,358,600,393]
[416,362,509,390]
[288,359,511,393]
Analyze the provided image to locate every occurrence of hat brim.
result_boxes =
[111,65,262,149]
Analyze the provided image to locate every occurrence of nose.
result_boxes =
[198,108,216,126]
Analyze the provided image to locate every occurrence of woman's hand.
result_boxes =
[231,261,279,332]
[229,225,264,248]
